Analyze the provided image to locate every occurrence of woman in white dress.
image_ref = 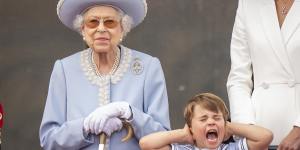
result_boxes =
[227,0,300,149]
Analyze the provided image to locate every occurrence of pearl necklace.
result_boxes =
[91,48,120,78]
[81,46,132,85]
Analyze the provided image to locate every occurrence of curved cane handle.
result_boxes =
[121,121,133,142]
[99,121,133,146]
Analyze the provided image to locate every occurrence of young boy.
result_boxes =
[139,93,273,150]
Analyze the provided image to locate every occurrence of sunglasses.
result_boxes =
[84,18,120,29]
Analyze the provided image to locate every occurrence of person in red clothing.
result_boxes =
[0,103,3,150]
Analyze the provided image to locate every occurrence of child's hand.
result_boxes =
[224,121,233,141]
[181,124,194,145]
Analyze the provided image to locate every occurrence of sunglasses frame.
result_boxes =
[84,17,121,29]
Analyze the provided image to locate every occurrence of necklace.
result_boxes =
[278,0,292,16]
[91,48,120,78]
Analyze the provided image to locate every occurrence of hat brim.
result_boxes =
[57,0,146,30]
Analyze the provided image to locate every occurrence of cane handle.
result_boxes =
[121,121,133,142]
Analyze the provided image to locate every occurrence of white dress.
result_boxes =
[227,0,300,145]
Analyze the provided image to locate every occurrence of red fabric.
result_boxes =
[0,103,3,128]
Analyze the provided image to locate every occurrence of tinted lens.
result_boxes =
[84,18,119,29]
[85,19,100,29]
[103,19,119,28]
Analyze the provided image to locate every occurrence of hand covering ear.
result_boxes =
[83,101,132,134]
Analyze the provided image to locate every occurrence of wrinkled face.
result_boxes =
[82,6,123,53]
[190,105,225,149]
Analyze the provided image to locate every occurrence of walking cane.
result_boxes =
[98,121,133,150]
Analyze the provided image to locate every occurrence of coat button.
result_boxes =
[288,81,296,88]
[261,82,269,89]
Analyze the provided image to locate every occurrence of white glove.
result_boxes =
[101,117,123,136]
[83,101,132,134]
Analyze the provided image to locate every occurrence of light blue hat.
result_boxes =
[57,0,148,30]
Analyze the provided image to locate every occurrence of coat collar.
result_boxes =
[259,0,298,77]
[281,1,300,44]
[80,45,132,85]
[261,0,300,43]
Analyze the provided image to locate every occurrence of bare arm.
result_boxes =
[226,122,273,150]
[139,125,193,150]
[278,126,300,150]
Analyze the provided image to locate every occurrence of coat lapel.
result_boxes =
[260,0,294,77]
[281,0,300,44]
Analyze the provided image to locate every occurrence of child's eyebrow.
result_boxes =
[197,114,222,119]
[197,115,208,119]
[213,114,222,117]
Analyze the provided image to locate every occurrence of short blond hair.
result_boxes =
[184,93,229,127]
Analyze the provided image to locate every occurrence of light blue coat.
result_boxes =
[39,46,171,150]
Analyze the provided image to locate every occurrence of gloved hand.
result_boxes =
[101,117,123,135]
[83,101,132,134]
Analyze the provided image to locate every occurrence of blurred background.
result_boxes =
[0,0,237,149]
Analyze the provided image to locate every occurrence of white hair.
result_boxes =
[73,6,133,38]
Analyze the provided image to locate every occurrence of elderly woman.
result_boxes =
[39,0,170,149]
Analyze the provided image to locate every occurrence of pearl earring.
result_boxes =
[83,36,86,41]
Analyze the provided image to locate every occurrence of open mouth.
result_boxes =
[206,129,218,142]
